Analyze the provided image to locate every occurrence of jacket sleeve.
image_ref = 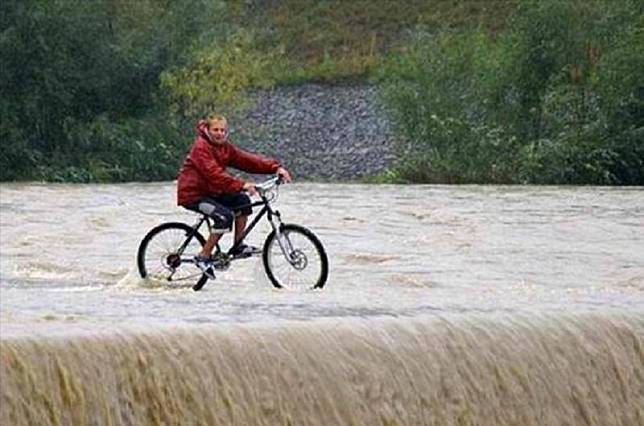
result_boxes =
[229,144,280,174]
[190,140,245,193]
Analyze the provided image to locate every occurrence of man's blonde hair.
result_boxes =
[206,114,228,129]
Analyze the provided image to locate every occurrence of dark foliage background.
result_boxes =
[1,0,641,184]
[382,0,643,184]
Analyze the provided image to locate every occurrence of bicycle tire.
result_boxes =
[262,223,328,289]
[137,222,209,290]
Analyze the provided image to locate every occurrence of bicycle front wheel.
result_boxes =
[262,224,328,290]
[137,222,208,289]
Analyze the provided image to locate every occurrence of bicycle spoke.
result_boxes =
[267,230,323,290]
[140,225,204,285]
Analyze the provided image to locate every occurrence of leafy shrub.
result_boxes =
[161,30,277,119]
[29,112,187,183]
[0,0,221,181]
[382,0,644,184]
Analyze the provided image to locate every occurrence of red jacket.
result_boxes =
[177,121,280,206]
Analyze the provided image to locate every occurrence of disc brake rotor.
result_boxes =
[290,249,308,270]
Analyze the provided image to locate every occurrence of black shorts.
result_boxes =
[184,193,252,234]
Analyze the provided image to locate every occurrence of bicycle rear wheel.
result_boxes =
[262,224,328,290]
[137,222,208,289]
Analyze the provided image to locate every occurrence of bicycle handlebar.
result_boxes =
[254,175,283,194]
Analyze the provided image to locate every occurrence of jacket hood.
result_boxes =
[196,120,213,143]
[196,120,230,144]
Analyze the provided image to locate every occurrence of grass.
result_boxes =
[230,0,518,83]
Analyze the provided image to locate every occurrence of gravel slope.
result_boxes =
[230,84,397,180]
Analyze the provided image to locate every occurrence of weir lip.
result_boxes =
[1,313,643,426]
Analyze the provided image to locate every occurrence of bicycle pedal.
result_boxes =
[201,266,216,280]
[194,257,216,279]
[232,252,253,259]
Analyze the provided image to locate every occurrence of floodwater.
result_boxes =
[1,183,643,424]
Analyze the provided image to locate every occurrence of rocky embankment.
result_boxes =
[232,84,397,180]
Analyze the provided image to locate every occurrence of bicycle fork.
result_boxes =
[268,211,298,265]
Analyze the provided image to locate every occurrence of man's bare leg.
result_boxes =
[234,214,248,244]
[200,215,248,258]
[200,233,223,257]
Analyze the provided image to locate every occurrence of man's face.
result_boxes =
[209,121,227,143]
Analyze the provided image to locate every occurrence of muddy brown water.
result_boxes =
[1,183,643,424]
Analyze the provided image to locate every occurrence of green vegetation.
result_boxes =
[230,0,515,84]
[382,0,644,184]
[1,0,641,184]
[1,0,226,181]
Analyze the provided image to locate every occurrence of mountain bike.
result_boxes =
[136,176,328,291]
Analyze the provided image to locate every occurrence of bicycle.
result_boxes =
[136,176,329,291]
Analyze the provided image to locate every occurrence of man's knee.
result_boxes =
[198,201,234,232]
[220,210,235,230]
[235,193,253,217]
[237,193,251,205]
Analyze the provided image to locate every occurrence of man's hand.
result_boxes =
[243,182,258,196]
[276,166,293,183]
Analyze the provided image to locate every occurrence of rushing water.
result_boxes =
[1,183,643,424]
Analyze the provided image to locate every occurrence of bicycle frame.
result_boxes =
[179,192,291,260]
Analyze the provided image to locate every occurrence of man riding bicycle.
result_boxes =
[177,114,292,274]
